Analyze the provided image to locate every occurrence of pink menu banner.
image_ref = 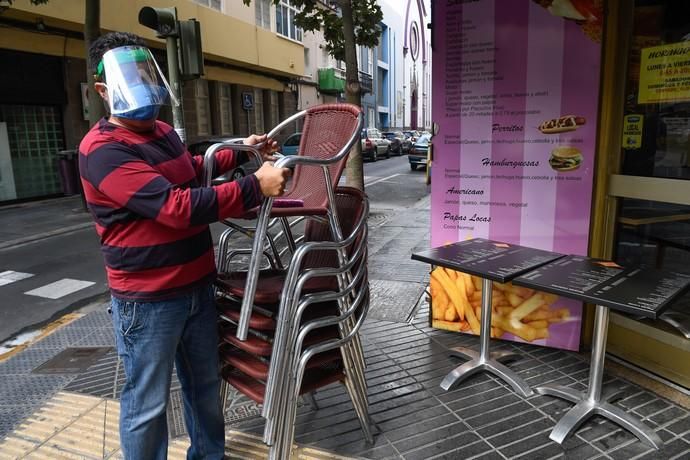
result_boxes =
[430,0,603,351]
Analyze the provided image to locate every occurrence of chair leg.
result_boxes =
[343,376,375,444]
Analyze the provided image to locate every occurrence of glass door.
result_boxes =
[605,0,690,388]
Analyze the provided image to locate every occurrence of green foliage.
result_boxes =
[4,0,50,4]
[243,0,382,61]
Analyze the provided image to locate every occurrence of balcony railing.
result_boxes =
[359,71,373,94]
[318,67,374,95]
[317,67,345,94]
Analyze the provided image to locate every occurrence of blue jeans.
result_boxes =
[110,284,225,460]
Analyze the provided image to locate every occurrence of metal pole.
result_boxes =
[166,35,186,143]
[586,305,609,403]
[479,278,492,362]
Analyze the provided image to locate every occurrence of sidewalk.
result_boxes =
[0,195,91,250]
[1,196,690,459]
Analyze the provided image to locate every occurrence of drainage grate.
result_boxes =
[32,347,112,374]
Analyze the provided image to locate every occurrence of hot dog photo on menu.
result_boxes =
[532,0,604,42]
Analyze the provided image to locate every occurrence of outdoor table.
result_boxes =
[513,255,690,448]
[412,238,565,397]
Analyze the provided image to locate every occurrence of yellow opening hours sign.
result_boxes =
[639,42,690,104]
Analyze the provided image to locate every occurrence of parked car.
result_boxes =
[187,136,260,182]
[381,131,409,155]
[361,128,391,161]
[402,130,419,143]
[409,133,431,171]
[281,132,301,156]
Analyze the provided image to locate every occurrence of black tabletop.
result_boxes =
[411,238,565,283]
[513,255,690,318]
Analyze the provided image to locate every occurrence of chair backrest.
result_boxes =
[288,104,362,209]
[301,186,368,270]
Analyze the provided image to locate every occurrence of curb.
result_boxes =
[0,222,93,251]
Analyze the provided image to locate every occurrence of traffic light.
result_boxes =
[138,6,178,38]
[179,19,204,79]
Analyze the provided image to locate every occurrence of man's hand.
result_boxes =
[254,162,291,197]
[244,134,279,162]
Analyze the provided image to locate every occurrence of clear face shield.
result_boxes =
[97,46,178,120]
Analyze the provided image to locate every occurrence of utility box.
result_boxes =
[56,149,79,196]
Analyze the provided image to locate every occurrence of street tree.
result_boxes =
[243,0,382,190]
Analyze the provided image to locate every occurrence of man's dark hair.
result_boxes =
[89,32,146,78]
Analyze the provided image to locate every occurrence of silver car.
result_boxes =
[361,128,391,162]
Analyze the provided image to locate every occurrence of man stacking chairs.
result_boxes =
[201,104,371,458]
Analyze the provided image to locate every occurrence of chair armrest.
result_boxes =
[202,140,266,186]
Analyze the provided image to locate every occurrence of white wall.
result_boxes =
[380,0,432,130]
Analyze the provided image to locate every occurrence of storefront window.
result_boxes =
[612,0,690,358]
[0,104,63,200]
[620,1,690,180]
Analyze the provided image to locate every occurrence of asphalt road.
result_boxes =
[0,154,429,344]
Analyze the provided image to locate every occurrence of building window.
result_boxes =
[193,0,221,11]
[255,0,270,29]
[195,80,211,136]
[219,83,233,135]
[276,0,302,42]
[253,88,264,134]
[304,48,311,77]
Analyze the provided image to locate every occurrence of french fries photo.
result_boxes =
[429,267,571,342]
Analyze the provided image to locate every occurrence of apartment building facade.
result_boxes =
[0,0,305,203]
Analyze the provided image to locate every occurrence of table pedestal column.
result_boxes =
[441,278,534,397]
[537,304,662,449]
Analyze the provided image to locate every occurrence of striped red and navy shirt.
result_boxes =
[79,118,262,301]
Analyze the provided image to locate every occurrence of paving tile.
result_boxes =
[633,399,672,418]
[349,443,401,459]
[617,392,655,411]
[538,399,576,421]
[562,441,606,459]
[607,440,655,460]
[437,379,504,405]
[403,358,458,377]
[648,406,686,427]
[371,393,439,423]
[476,409,545,440]
[666,414,690,436]
[377,405,453,433]
[401,431,485,460]
[295,416,362,444]
[368,377,421,397]
[464,401,533,430]
[393,420,469,454]
[454,393,522,420]
[512,442,565,459]
[313,426,376,451]
[365,365,406,382]
[294,408,358,436]
[443,386,508,411]
[384,413,461,443]
[368,383,426,406]
[497,429,554,458]
[591,428,638,452]
[477,410,548,441]
[636,437,690,460]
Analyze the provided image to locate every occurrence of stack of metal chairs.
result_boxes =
[203,104,373,459]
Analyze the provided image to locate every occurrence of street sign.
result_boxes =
[242,92,254,110]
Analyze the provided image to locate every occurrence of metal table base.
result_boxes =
[440,278,534,398]
[536,305,662,449]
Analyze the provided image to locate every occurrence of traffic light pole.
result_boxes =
[165,35,186,143]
